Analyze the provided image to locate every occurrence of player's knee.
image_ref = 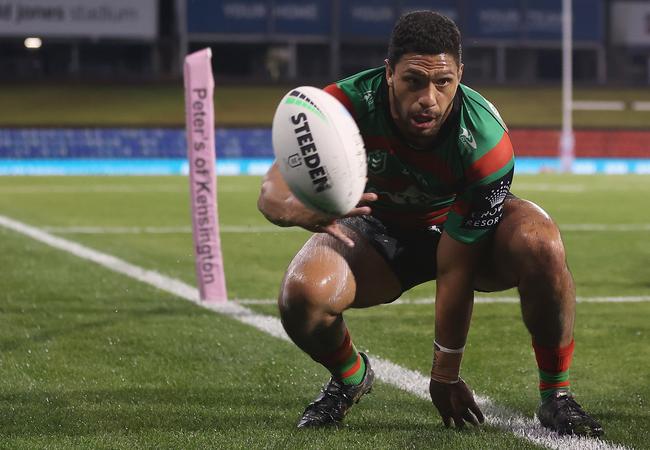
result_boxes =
[516,221,567,278]
[278,271,343,319]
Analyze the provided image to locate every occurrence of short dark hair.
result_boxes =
[387,11,462,68]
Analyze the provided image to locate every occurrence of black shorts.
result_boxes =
[339,194,516,292]
[338,215,442,291]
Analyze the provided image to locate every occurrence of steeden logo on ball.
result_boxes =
[272,86,367,216]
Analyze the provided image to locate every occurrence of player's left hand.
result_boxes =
[429,377,485,428]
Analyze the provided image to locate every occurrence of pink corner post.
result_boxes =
[183,48,228,302]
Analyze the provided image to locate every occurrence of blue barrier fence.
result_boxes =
[0,128,271,159]
[0,128,649,175]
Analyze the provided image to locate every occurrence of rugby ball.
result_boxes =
[272,86,367,216]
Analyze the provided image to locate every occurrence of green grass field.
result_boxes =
[2,84,650,128]
[1,174,649,449]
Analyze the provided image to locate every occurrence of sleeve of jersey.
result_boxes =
[445,132,515,244]
[323,83,356,118]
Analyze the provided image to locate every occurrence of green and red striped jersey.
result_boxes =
[324,66,515,244]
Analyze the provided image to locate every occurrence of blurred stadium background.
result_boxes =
[1,1,649,449]
[1,0,649,175]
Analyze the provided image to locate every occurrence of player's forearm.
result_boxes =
[434,276,474,349]
[431,232,484,383]
[258,180,299,227]
[431,269,475,384]
[257,162,319,228]
[434,232,482,347]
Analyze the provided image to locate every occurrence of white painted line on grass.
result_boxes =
[561,224,650,232]
[0,185,184,194]
[39,223,650,235]
[631,101,650,112]
[0,184,249,194]
[237,296,650,305]
[42,225,300,234]
[0,214,628,450]
[513,183,586,193]
[572,101,625,111]
[371,358,626,450]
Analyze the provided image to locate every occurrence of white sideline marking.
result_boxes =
[514,183,586,193]
[561,224,650,232]
[42,225,300,234]
[236,295,650,305]
[631,101,650,112]
[39,223,650,235]
[0,214,628,450]
[572,100,625,111]
[0,184,249,194]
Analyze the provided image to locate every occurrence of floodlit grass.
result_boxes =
[1,174,649,448]
[1,84,650,128]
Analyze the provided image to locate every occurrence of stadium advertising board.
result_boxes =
[273,0,329,35]
[340,0,395,38]
[610,1,650,46]
[186,0,602,43]
[339,0,459,39]
[400,0,458,22]
[187,0,329,36]
[0,0,157,40]
[464,0,602,42]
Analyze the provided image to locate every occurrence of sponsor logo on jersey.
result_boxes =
[367,150,387,174]
[461,174,512,229]
[381,185,437,205]
[486,180,510,207]
[462,204,503,228]
[459,127,477,150]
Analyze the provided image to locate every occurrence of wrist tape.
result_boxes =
[431,341,464,384]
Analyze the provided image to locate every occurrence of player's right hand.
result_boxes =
[429,377,485,429]
[299,192,377,247]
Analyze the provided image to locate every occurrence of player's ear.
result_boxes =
[384,59,394,87]
[458,62,464,83]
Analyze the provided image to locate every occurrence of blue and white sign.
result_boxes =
[399,0,458,22]
[465,0,521,40]
[464,0,603,42]
[340,0,395,38]
[188,1,268,34]
[187,0,329,36]
[0,0,158,40]
[272,0,329,35]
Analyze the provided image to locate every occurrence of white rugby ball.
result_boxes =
[272,86,367,216]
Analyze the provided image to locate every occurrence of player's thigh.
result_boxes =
[474,196,557,292]
[281,225,402,313]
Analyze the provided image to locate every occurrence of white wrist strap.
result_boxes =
[434,340,465,354]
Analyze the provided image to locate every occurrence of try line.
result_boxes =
[0,214,628,450]
[236,295,650,305]
[40,223,650,234]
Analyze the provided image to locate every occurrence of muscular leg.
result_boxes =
[279,225,402,360]
[475,197,574,347]
[476,198,603,435]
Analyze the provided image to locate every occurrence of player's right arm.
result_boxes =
[257,161,377,247]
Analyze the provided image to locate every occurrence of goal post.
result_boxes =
[560,0,575,173]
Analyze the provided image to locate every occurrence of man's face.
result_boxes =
[385,52,463,148]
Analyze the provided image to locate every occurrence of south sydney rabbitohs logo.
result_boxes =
[367,150,387,174]
[462,180,510,229]
[362,90,375,111]
[459,127,477,150]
